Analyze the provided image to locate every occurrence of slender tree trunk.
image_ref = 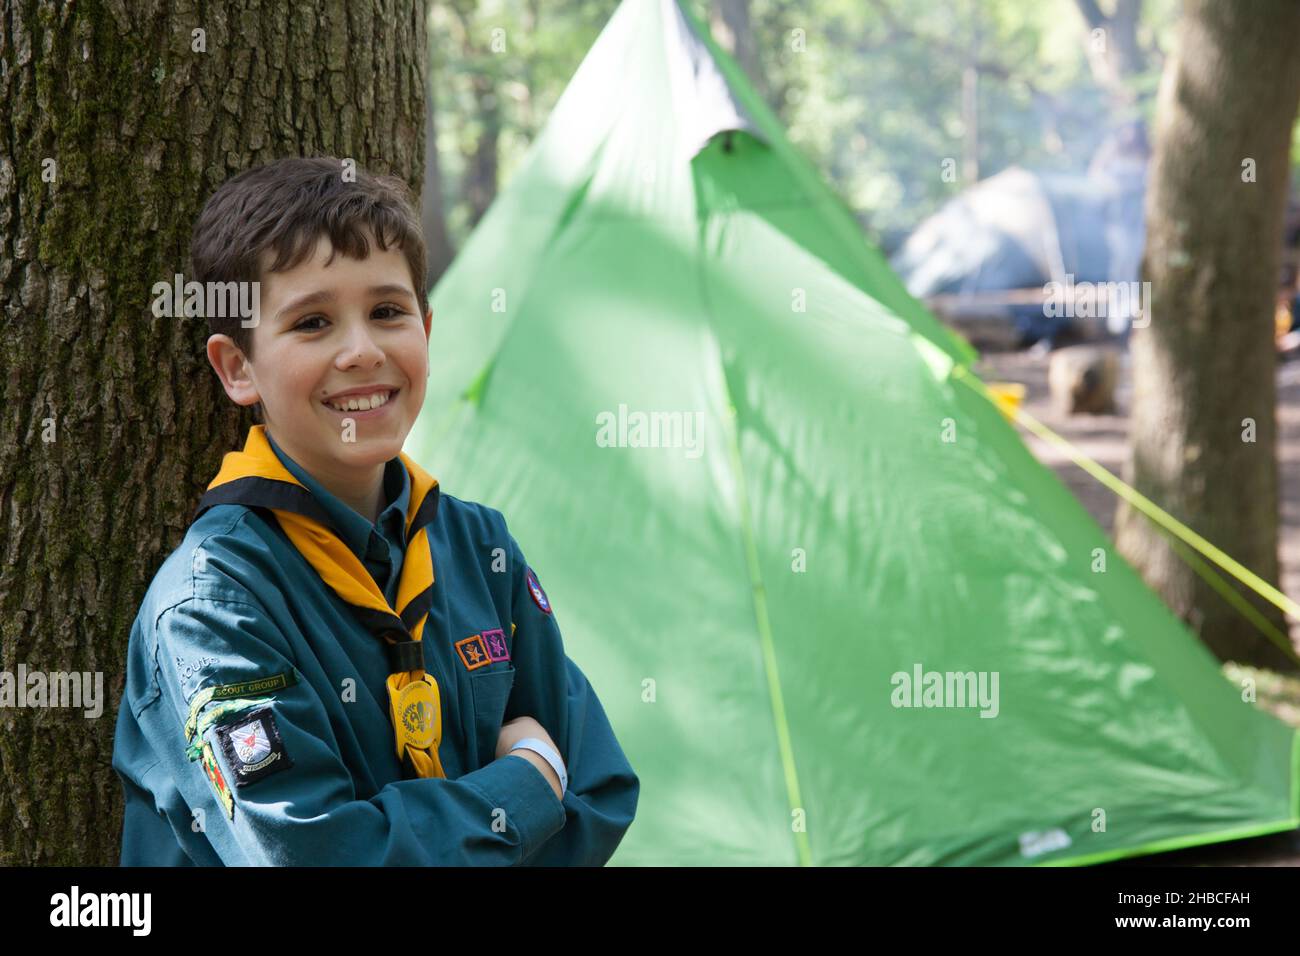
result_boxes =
[961,1,980,186]
[1074,0,1145,111]
[520,0,541,137]
[445,1,499,228]
[464,70,500,229]
[423,56,456,289]
[0,0,428,864]
[711,0,769,102]
[1115,0,1300,672]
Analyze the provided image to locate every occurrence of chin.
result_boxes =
[333,432,405,466]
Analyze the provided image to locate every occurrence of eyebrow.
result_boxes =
[275,284,416,322]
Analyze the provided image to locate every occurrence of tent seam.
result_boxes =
[690,189,811,867]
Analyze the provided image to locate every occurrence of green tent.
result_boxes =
[408,0,1299,864]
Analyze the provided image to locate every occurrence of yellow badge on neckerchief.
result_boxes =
[194,425,448,780]
[394,677,439,750]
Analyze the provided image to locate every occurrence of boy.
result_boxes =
[111,157,639,865]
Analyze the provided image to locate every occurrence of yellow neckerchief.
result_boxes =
[194,424,446,779]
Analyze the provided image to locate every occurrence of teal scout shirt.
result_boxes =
[111,439,639,865]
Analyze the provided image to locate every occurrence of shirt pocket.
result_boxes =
[468,663,516,768]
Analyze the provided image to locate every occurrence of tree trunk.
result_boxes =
[1074,0,1145,111]
[0,0,428,865]
[961,3,980,186]
[1115,0,1300,672]
[446,0,499,228]
[423,56,456,289]
[711,0,769,103]
[463,73,499,227]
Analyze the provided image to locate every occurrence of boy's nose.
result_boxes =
[338,323,385,367]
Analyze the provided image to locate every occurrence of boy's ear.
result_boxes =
[206,334,261,409]
[422,306,432,338]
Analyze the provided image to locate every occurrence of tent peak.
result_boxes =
[660,0,766,160]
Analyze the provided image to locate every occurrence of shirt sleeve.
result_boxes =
[132,594,567,866]
[502,534,640,866]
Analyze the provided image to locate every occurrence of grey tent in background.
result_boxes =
[892,125,1148,344]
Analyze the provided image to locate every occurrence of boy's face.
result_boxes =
[208,230,431,480]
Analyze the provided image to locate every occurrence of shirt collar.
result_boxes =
[265,431,411,559]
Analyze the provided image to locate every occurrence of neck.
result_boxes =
[322,465,386,524]
[266,429,387,523]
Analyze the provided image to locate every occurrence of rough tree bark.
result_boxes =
[1115,0,1300,672]
[0,0,428,864]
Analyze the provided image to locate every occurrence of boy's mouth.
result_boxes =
[321,387,399,414]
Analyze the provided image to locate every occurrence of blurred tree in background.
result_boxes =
[1116,0,1300,672]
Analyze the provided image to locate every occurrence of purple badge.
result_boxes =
[482,628,510,662]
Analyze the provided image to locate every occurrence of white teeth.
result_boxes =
[326,390,392,412]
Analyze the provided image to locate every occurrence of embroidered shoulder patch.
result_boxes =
[185,671,298,743]
[214,706,293,787]
[201,741,235,820]
[525,568,552,614]
[186,698,269,761]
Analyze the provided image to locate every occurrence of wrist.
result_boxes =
[507,748,563,800]
[509,737,567,799]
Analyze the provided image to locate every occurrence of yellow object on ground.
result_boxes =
[986,381,1026,421]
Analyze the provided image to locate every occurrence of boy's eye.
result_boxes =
[292,306,406,332]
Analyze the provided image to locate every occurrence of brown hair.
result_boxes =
[190,156,428,364]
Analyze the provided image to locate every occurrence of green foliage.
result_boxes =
[768,0,1176,244]
[431,0,618,242]
[430,0,1187,250]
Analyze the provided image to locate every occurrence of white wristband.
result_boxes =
[510,737,568,798]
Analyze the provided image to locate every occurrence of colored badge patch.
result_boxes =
[525,568,551,614]
[455,634,491,671]
[185,698,280,761]
[201,741,234,820]
[481,627,510,662]
[214,706,293,787]
[184,670,298,743]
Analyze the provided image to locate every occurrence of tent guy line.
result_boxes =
[956,364,1300,644]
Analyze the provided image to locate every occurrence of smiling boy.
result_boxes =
[111,157,639,865]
